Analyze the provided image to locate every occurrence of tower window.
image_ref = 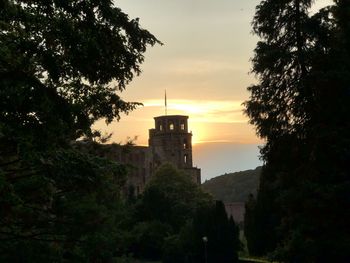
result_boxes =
[184,154,188,164]
[169,123,174,130]
[180,122,185,130]
[183,139,188,149]
[159,124,163,131]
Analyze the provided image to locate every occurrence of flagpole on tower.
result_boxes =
[165,89,167,116]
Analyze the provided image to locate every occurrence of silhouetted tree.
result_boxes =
[0,0,159,147]
[163,200,240,263]
[244,0,350,262]
[244,194,260,255]
[0,0,159,261]
[136,164,212,232]
[194,200,240,263]
[132,165,240,262]
[131,164,212,261]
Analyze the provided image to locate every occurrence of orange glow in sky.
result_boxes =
[95,98,261,146]
[142,99,256,145]
[95,0,332,180]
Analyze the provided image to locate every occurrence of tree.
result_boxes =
[0,0,160,261]
[130,164,212,261]
[131,165,240,262]
[190,200,240,263]
[0,147,131,262]
[244,0,316,256]
[163,200,240,263]
[0,0,159,147]
[244,194,260,255]
[244,0,350,261]
[136,164,212,232]
[130,220,172,260]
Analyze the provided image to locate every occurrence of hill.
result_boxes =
[201,167,261,203]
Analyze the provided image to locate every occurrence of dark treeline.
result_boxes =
[244,0,350,262]
[0,0,240,262]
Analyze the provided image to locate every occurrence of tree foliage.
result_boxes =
[0,0,159,146]
[0,0,159,261]
[244,0,350,262]
[129,164,241,262]
[130,164,212,260]
[162,200,240,263]
[0,146,130,261]
[136,164,212,231]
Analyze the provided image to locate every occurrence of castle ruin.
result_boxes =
[124,114,201,194]
[77,115,201,196]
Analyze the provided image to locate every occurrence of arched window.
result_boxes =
[183,139,188,149]
[169,122,174,130]
[180,122,185,130]
[184,154,188,164]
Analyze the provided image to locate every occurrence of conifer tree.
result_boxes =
[244,0,350,261]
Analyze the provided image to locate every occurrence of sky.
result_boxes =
[96,0,332,181]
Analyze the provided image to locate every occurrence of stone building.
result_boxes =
[126,114,201,194]
[77,115,201,196]
[149,115,201,184]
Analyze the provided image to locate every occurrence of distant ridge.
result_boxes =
[201,167,262,203]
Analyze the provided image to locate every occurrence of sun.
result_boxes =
[141,98,250,145]
[189,122,209,145]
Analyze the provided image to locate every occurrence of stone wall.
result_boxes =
[75,115,201,196]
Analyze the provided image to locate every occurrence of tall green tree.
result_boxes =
[130,164,240,262]
[162,200,240,263]
[244,0,315,256]
[244,0,350,261]
[188,200,240,263]
[0,0,159,261]
[136,164,212,232]
[130,164,213,261]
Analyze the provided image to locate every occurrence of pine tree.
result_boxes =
[244,0,350,261]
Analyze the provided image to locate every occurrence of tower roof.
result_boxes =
[154,115,188,120]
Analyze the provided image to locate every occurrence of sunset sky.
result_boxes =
[96,0,332,181]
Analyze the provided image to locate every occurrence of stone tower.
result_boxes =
[149,115,201,184]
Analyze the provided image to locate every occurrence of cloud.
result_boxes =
[160,58,247,76]
[194,139,232,144]
[143,99,248,123]
[94,98,260,146]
